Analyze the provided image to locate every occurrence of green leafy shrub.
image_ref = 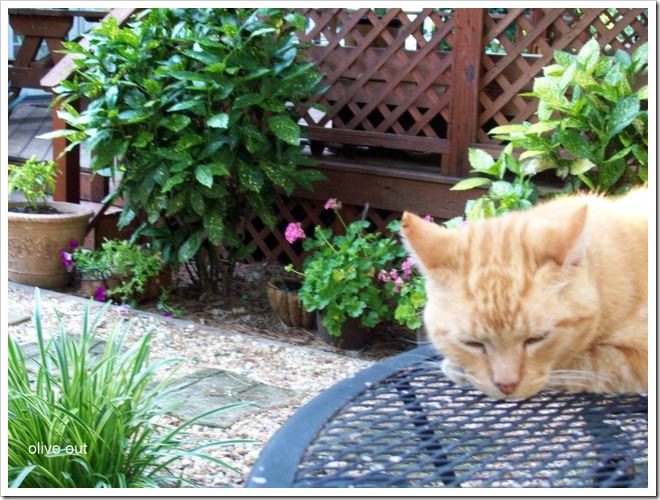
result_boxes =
[489,38,648,194]
[47,8,327,294]
[8,290,250,487]
[448,38,647,226]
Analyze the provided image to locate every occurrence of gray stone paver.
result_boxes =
[163,369,301,428]
[17,340,301,429]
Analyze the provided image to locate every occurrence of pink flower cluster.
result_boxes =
[284,222,306,244]
[378,256,416,293]
[285,198,344,244]
[324,198,342,210]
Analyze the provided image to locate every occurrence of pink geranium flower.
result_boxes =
[377,269,391,282]
[284,222,306,244]
[401,257,414,280]
[324,198,342,211]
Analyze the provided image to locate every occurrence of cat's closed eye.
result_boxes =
[462,340,486,353]
[523,332,550,348]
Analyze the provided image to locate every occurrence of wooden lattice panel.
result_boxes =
[478,8,649,143]
[244,196,402,268]
[296,8,454,154]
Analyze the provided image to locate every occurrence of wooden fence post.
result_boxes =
[52,99,81,203]
[443,8,485,177]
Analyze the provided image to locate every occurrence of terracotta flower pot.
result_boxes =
[266,277,315,329]
[315,312,373,350]
[8,201,94,289]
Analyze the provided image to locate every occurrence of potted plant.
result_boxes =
[284,198,426,349]
[61,238,168,304]
[46,8,327,296]
[8,156,94,288]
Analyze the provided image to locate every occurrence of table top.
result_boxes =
[247,345,648,489]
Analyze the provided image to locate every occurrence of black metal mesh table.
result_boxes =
[247,346,648,489]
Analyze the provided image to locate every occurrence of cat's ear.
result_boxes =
[540,204,588,267]
[400,212,458,273]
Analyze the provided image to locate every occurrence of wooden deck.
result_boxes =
[8,94,100,201]
[8,95,54,164]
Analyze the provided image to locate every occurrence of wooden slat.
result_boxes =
[443,9,484,176]
[51,100,81,202]
[8,67,50,89]
[306,126,449,154]
[292,158,477,221]
[8,8,107,19]
[310,46,449,84]
[322,78,449,111]
[9,12,74,38]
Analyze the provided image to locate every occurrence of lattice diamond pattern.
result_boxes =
[297,8,454,144]
[478,8,648,143]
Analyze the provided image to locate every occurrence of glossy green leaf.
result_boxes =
[194,164,214,188]
[451,177,492,191]
[608,95,640,138]
[205,213,224,246]
[161,114,191,132]
[467,147,495,172]
[267,115,300,146]
[207,113,229,129]
[179,231,203,263]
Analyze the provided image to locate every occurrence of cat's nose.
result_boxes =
[495,382,518,395]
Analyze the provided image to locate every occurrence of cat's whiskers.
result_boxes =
[547,369,615,390]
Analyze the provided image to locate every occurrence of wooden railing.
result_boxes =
[8,8,108,104]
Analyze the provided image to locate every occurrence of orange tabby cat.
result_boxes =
[401,188,648,400]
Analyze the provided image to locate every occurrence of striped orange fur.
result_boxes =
[401,188,648,399]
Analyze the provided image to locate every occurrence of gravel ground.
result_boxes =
[7,283,375,488]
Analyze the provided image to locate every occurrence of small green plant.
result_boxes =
[8,290,251,487]
[61,238,165,304]
[489,38,648,194]
[285,199,425,336]
[47,8,327,295]
[8,156,58,212]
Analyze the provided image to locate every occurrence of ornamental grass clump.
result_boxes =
[285,199,426,336]
[8,290,251,488]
